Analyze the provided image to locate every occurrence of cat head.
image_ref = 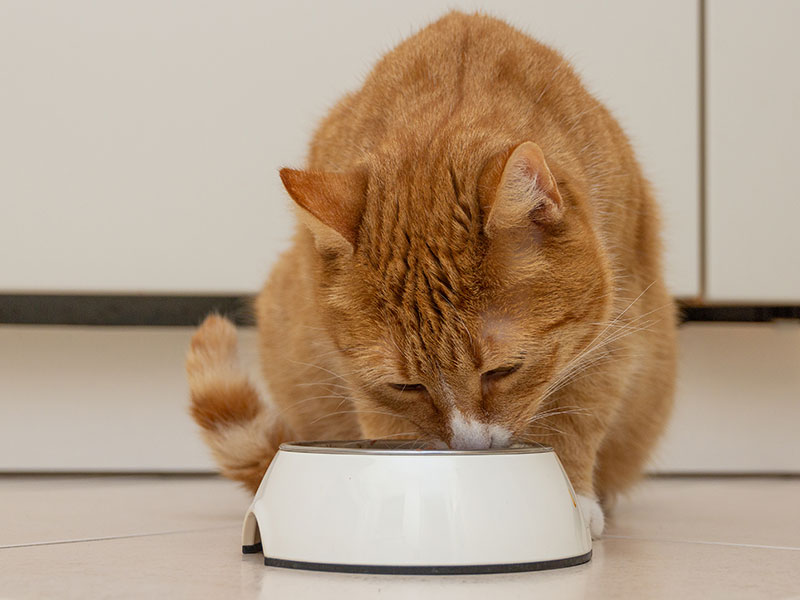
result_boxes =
[280,139,613,449]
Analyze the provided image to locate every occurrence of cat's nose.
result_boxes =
[448,409,511,450]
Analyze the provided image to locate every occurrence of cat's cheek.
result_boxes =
[576,494,605,539]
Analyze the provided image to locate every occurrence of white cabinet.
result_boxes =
[706,0,800,302]
[0,0,700,297]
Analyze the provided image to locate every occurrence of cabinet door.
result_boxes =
[0,1,698,297]
[707,0,800,302]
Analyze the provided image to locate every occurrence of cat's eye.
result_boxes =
[388,383,426,392]
[482,363,522,380]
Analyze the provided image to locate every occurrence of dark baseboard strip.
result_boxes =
[0,471,219,478]
[679,304,800,323]
[648,472,800,479]
[0,294,255,327]
[0,294,798,327]
[3,471,796,479]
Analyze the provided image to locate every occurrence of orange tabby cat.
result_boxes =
[186,11,676,536]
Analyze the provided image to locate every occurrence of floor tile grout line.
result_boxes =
[0,524,235,550]
[603,534,800,552]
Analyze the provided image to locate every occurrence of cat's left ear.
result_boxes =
[482,141,563,238]
[279,168,367,253]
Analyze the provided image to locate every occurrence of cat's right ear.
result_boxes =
[481,141,564,239]
[279,168,367,253]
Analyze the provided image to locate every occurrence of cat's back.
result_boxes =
[308,11,594,169]
[368,11,570,101]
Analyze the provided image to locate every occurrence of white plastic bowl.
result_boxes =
[242,441,591,574]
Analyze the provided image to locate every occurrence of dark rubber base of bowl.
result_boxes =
[254,549,592,575]
[242,542,263,554]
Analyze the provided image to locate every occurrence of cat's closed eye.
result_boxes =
[482,363,522,381]
[389,365,521,392]
[388,383,426,392]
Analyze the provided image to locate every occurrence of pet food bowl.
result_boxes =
[242,441,591,574]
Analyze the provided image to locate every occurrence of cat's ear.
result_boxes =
[279,168,367,252]
[482,141,563,238]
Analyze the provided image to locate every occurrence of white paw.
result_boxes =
[576,494,605,539]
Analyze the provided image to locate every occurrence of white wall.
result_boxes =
[2,323,799,473]
[654,322,800,473]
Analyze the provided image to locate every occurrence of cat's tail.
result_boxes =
[186,314,293,493]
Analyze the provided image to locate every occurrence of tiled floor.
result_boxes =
[1,476,798,599]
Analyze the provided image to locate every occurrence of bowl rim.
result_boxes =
[277,440,553,456]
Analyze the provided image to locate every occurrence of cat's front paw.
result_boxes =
[576,494,605,538]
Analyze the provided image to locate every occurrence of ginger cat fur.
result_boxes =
[186,11,676,536]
